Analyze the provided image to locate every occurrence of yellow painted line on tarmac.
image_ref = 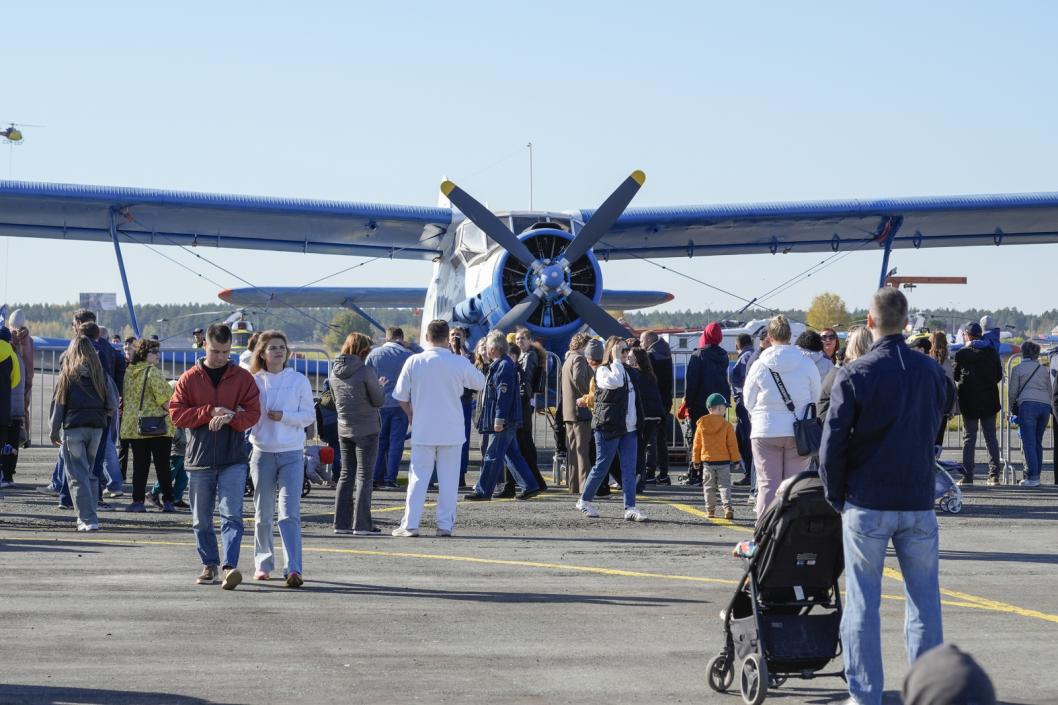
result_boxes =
[0,534,1021,612]
[663,500,1058,626]
[883,566,1058,625]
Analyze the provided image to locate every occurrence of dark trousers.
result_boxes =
[637,419,660,483]
[459,398,473,486]
[119,439,131,481]
[962,414,1000,480]
[505,420,547,492]
[734,401,752,474]
[1,419,21,480]
[129,436,174,503]
[335,434,379,532]
[645,413,670,478]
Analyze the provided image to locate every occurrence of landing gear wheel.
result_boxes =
[301,477,312,498]
[740,654,768,705]
[706,652,734,693]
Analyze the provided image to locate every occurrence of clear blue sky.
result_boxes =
[4,1,1058,316]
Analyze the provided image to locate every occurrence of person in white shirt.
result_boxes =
[248,330,315,587]
[391,320,486,537]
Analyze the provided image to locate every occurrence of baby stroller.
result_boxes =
[935,458,963,514]
[707,471,845,704]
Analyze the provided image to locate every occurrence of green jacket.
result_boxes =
[120,362,175,440]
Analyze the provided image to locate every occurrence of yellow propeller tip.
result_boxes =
[440,180,456,196]
[630,170,646,186]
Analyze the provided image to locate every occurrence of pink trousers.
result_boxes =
[751,436,810,520]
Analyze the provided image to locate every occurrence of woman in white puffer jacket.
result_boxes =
[744,315,821,520]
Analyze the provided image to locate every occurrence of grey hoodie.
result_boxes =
[329,354,385,438]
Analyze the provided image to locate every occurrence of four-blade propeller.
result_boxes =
[441,171,644,339]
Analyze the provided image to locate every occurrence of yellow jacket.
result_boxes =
[692,414,740,465]
[120,362,175,440]
[0,340,20,389]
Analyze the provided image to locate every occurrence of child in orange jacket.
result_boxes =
[692,393,739,519]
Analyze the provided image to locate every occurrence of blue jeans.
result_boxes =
[94,417,123,493]
[61,426,103,525]
[373,406,409,484]
[474,427,537,497]
[581,430,638,508]
[251,450,303,576]
[841,503,943,705]
[189,463,248,569]
[1017,401,1050,481]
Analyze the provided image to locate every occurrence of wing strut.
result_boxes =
[109,208,141,337]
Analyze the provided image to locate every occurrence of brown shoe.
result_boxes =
[723,506,734,521]
[221,567,243,590]
[706,509,717,519]
[196,565,218,585]
[285,572,304,588]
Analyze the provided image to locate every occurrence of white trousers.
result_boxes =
[399,443,463,531]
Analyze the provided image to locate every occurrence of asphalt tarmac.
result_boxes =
[1,448,1056,705]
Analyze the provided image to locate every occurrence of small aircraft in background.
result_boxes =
[5,172,1058,356]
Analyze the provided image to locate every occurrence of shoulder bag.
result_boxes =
[769,368,822,457]
[1010,362,1041,417]
[137,367,169,436]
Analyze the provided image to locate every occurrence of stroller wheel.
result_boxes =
[301,477,312,498]
[947,496,962,514]
[706,652,734,693]
[739,653,768,705]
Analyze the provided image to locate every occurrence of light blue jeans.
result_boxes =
[251,450,303,576]
[1017,401,1051,481]
[581,430,638,508]
[189,463,247,569]
[840,503,943,705]
[61,426,103,525]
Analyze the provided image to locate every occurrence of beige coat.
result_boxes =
[561,350,592,422]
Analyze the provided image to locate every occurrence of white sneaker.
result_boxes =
[435,528,452,537]
[103,490,124,498]
[76,521,100,532]
[0,480,14,489]
[1019,478,1041,487]
[624,507,648,522]
[391,527,419,537]
[575,499,599,518]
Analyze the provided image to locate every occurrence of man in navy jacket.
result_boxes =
[465,331,540,502]
[819,288,948,705]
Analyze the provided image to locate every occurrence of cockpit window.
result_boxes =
[457,221,489,257]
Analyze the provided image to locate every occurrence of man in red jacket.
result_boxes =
[170,323,260,589]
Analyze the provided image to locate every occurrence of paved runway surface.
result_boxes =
[1,449,1056,705]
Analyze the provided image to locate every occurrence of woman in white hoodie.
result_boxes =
[744,315,821,520]
[249,330,315,587]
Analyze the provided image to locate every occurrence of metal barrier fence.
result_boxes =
[27,346,333,447]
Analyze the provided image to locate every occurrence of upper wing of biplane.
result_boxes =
[4,180,1058,263]
[587,193,1058,259]
[0,181,452,259]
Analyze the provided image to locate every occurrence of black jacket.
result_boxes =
[953,344,1003,419]
[685,345,730,414]
[820,335,948,512]
[630,367,665,420]
[647,339,674,410]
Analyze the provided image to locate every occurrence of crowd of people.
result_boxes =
[5,289,1037,702]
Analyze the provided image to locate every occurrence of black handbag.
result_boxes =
[137,367,169,436]
[769,368,822,457]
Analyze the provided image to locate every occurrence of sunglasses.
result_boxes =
[821,334,838,341]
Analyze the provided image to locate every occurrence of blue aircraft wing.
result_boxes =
[584,192,1058,259]
[0,180,452,260]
